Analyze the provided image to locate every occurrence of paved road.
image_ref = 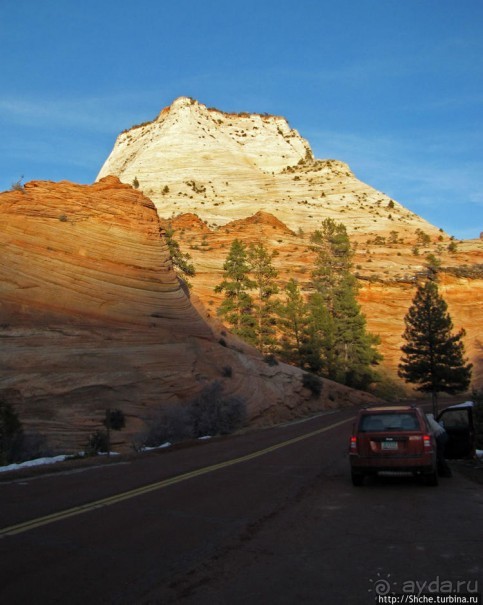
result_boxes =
[0,407,482,604]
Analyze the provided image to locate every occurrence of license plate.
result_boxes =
[381,441,398,450]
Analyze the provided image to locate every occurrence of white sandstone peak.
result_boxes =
[97,97,439,237]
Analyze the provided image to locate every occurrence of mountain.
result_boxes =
[99,97,483,390]
[98,96,440,239]
[0,177,376,452]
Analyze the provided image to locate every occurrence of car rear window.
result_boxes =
[359,412,419,432]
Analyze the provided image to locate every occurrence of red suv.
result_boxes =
[349,405,438,486]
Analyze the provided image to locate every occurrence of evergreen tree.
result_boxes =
[398,279,472,414]
[310,218,353,310]
[277,279,310,366]
[215,239,256,342]
[308,219,381,388]
[333,273,381,388]
[247,242,279,354]
[164,225,196,286]
[306,292,335,375]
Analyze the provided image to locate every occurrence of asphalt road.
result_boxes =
[0,407,482,605]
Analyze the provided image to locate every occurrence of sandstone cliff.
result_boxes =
[98,96,441,239]
[162,211,483,390]
[99,97,483,392]
[0,177,375,453]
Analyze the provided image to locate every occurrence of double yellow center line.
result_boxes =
[0,416,353,538]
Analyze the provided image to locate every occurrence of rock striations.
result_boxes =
[99,96,483,391]
[98,96,439,238]
[0,177,375,453]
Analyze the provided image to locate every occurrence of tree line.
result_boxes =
[168,217,472,402]
[215,219,381,391]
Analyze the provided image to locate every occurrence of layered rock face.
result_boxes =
[0,176,195,328]
[163,212,483,390]
[98,97,482,391]
[98,97,440,239]
[0,177,375,452]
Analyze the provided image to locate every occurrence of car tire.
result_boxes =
[351,471,365,487]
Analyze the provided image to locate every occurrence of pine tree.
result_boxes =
[306,292,335,375]
[308,219,381,388]
[247,242,279,354]
[398,279,472,414]
[277,279,310,366]
[164,225,196,287]
[309,220,352,311]
[215,239,256,342]
[333,273,381,388]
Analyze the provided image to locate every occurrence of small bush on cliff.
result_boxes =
[104,409,126,431]
[136,383,247,449]
[86,430,109,455]
[86,409,127,456]
[189,382,247,437]
[140,405,193,447]
[302,373,323,397]
[10,176,25,192]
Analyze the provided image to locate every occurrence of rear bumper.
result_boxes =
[350,455,436,474]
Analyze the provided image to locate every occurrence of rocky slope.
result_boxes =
[0,177,375,453]
[164,212,483,390]
[98,96,441,239]
[98,97,483,391]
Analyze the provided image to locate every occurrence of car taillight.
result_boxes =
[423,434,432,449]
[350,436,357,452]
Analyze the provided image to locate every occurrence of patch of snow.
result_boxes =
[476,450,483,460]
[141,442,172,451]
[198,435,212,440]
[0,455,69,473]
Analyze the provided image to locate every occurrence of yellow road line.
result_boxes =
[0,416,354,538]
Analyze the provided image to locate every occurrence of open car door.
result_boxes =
[437,403,475,459]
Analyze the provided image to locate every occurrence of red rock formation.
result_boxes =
[170,212,483,391]
[0,178,376,453]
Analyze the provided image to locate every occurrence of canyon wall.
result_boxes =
[0,177,376,452]
[98,97,482,391]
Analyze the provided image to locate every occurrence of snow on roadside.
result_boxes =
[0,455,70,473]
[1,443,482,474]
[141,442,172,452]
[0,436,215,472]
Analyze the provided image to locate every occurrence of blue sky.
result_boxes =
[1,0,482,239]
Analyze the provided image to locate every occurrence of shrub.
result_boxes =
[263,354,279,366]
[136,384,247,449]
[447,241,458,254]
[10,176,25,192]
[189,382,247,437]
[221,365,233,377]
[104,409,126,431]
[302,373,323,397]
[86,430,109,455]
[140,405,193,448]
